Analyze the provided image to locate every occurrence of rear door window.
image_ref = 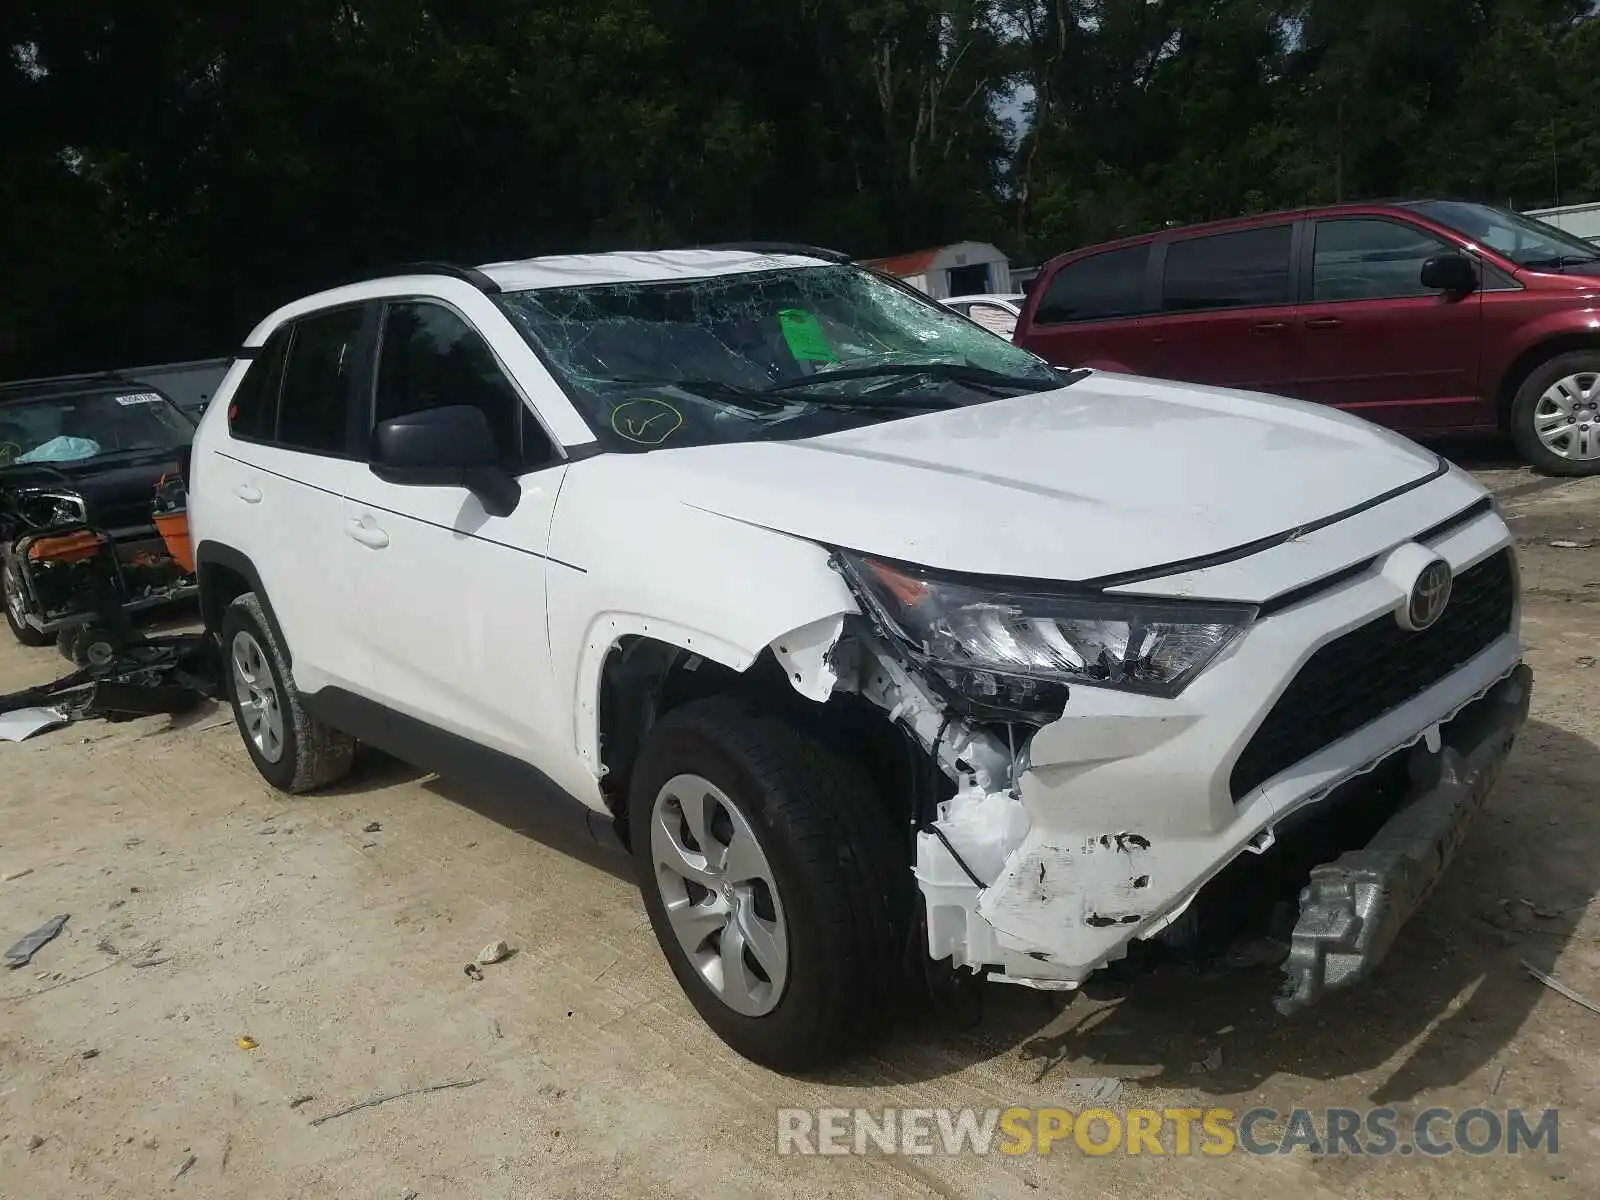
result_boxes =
[1161,226,1294,313]
[276,306,367,455]
[1033,245,1150,324]
[1311,218,1452,302]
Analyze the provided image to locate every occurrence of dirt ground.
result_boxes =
[2,447,1598,1200]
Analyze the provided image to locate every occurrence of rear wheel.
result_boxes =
[221,593,355,793]
[628,697,907,1072]
[2,558,51,646]
[1509,351,1600,477]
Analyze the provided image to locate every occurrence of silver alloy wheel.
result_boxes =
[1534,371,1600,461]
[3,566,26,627]
[230,630,285,764]
[650,772,789,1017]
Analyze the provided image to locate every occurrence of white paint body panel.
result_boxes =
[189,247,1523,992]
[340,465,579,795]
[621,371,1441,582]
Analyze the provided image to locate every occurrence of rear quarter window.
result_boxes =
[1032,244,1151,325]
[226,329,289,442]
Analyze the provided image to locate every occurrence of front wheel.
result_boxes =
[628,697,907,1072]
[1509,352,1600,477]
[2,557,51,646]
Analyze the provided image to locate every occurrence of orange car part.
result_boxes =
[26,530,106,564]
[153,511,194,573]
[152,472,195,574]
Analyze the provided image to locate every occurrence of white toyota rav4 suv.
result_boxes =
[188,245,1531,1071]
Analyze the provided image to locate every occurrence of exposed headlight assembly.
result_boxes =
[14,489,88,530]
[837,551,1254,715]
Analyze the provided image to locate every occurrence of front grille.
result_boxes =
[1230,548,1514,802]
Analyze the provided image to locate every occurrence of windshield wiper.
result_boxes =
[1522,254,1600,270]
[585,374,961,412]
[765,362,1063,396]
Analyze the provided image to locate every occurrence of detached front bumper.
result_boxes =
[910,483,1525,999]
[1277,662,1531,1013]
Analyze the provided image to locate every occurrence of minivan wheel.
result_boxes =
[221,593,355,793]
[1510,351,1600,477]
[2,559,51,646]
[628,697,907,1072]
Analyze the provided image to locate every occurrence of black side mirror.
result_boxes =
[1420,252,1478,296]
[370,404,520,517]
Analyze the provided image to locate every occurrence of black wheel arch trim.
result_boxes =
[194,540,293,665]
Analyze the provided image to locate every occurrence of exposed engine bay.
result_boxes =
[2,471,198,664]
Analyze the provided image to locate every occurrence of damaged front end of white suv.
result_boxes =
[788,499,1530,1012]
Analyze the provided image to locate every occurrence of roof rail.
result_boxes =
[359,261,502,294]
[697,241,853,264]
[0,369,130,396]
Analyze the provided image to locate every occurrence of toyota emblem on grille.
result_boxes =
[1403,559,1453,631]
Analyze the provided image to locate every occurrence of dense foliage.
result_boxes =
[2,0,1596,376]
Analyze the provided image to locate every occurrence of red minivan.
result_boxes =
[1013,200,1600,476]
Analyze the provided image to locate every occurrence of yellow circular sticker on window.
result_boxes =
[611,398,684,446]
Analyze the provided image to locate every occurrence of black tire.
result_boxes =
[628,696,908,1073]
[221,592,355,793]
[65,624,123,668]
[1509,350,1600,477]
[2,559,51,646]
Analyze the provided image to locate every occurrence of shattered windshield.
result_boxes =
[0,390,194,469]
[496,263,1068,451]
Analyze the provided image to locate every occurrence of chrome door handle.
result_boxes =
[1304,317,1345,330]
[345,518,389,550]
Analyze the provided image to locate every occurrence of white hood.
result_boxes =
[636,372,1442,583]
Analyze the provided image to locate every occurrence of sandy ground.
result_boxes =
[1,446,1598,1200]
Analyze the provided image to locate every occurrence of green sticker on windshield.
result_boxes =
[778,309,837,363]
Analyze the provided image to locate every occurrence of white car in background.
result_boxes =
[187,244,1531,1072]
[941,293,1025,338]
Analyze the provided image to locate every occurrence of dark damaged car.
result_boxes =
[1,373,198,656]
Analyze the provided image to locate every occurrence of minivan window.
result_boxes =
[1312,218,1452,302]
[1161,225,1293,313]
[1403,200,1600,270]
[277,307,365,455]
[1033,245,1149,324]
